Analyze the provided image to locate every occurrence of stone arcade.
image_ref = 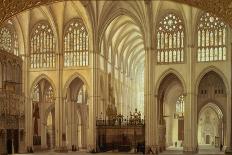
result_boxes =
[0,0,232,154]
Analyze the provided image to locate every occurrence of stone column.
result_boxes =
[54,50,67,152]
[183,6,197,152]
[87,49,100,152]
[183,92,197,152]
[69,100,78,150]
[23,53,33,152]
[77,124,82,148]
[225,92,232,153]
[54,35,67,152]
[144,0,158,153]
[40,82,46,149]
[66,99,72,150]
[144,46,157,152]
[225,29,232,154]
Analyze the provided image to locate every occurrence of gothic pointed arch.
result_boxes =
[63,72,89,97]
[195,66,229,95]
[155,68,186,95]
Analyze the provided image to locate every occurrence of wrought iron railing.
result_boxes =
[96,118,145,127]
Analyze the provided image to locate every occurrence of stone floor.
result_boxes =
[14,145,225,155]
[14,150,225,155]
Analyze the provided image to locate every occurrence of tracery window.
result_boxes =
[45,86,54,103]
[0,26,19,55]
[30,22,56,68]
[77,88,83,104]
[174,94,184,119]
[76,85,87,104]
[197,12,227,62]
[64,18,89,67]
[176,95,184,113]
[32,85,40,102]
[157,12,184,63]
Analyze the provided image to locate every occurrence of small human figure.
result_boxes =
[175,141,177,147]
[137,143,140,153]
[220,144,223,151]
[147,147,154,154]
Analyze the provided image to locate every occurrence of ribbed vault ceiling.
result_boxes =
[103,15,144,75]
[0,0,232,27]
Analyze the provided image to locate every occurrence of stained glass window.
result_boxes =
[0,26,19,55]
[176,95,184,114]
[76,85,87,104]
[45,86,54,103]
[30,22,56,68]
[47,112,53,126]
[156,13,184,63]
[77,88,83,103]
[32,85,40,102]
[64,18,89,67]
[197,12,227,62]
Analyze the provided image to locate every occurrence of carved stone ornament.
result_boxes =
[0,0,231,27]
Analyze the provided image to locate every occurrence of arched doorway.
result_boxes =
[31,78,55,150]
[198,103,223,147]
[197,71,226,152]
[65,76,88,150]
[157,73,185,151]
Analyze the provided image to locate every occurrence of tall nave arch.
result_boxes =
[0,1,232,154]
